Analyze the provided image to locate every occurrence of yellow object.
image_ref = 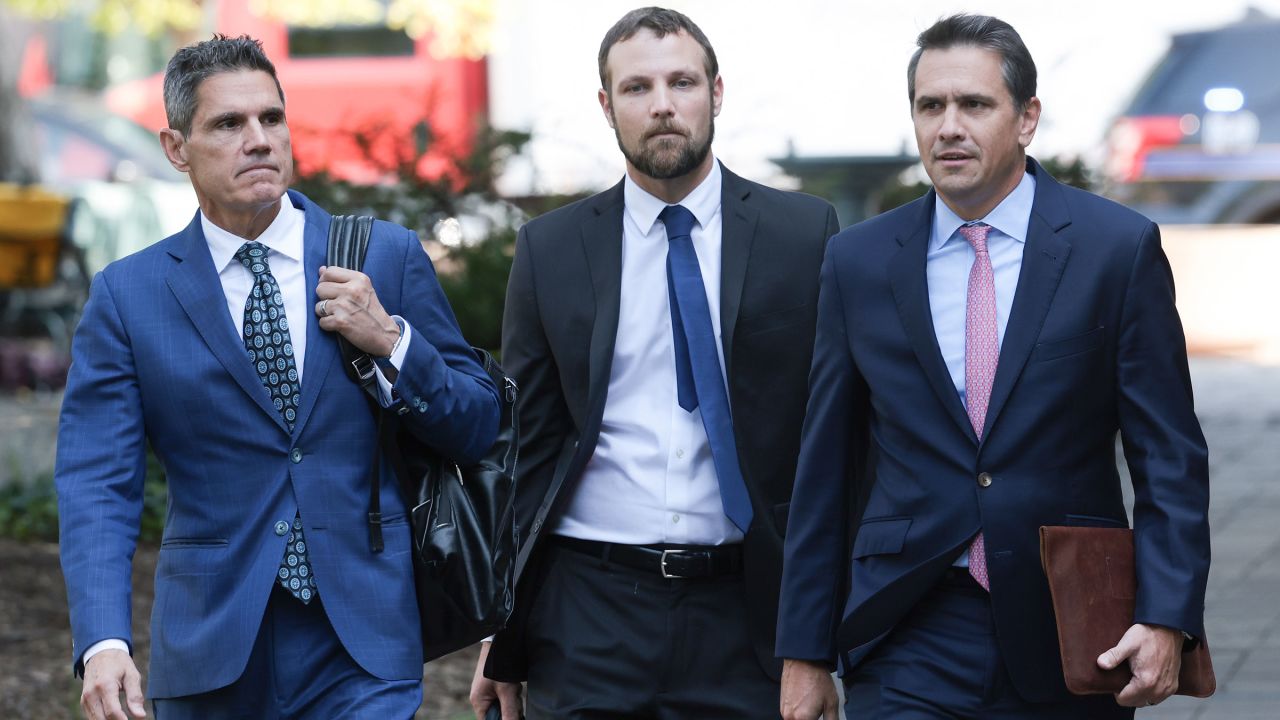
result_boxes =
[0,183,70,288]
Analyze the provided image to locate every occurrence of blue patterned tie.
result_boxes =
[660,205,754,534]
[235,241,316,603]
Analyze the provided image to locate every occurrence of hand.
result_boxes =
[315,265,401,357]
[470,641,523,720]
[81,649,146,719]
[1097,623,1184,707]
[781,658,840,720]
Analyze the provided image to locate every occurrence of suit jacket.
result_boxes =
[776,159,1211,702]
[485,164,839,681]
[55,190,499,699]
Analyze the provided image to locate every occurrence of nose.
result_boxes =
[243,119,271,154]
[649,86,675,118]
[938,104,965,141]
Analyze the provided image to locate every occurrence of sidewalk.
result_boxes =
[1140,357,1280,719]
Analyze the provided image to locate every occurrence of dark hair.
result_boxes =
[597,7,718,92]
[907,14,1037,111]
[163,34,283,135]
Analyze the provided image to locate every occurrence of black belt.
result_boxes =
[552,536,744,579]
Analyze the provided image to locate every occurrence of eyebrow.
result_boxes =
[615,69,701,88]
[204,106,284,127]
[914,92,998,107]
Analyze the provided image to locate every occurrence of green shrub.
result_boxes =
[0,449,167,543]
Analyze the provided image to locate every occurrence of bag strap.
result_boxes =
[327,215,379,397]
[325,215,388,553]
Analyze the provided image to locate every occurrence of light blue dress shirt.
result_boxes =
[926,171,1036,566]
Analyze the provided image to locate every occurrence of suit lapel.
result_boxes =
[888,193,976,442]
[291,191,337,437]
[166,213,287,430]
[581,183,626,424]
[718,166,758,374]
[983,165,1072,439]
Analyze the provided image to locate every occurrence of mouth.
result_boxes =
[238,164,278,177]
[934,150,974,165]
[646,128,687,142]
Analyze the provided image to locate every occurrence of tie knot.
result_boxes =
[234,241,272,276]
[958,223,992,254]
[659,204,697,241]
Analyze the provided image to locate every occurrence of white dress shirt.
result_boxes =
[554,160,743,546]
[81,194,409,666]
[927,170,1035,567]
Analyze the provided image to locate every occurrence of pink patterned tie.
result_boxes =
[960,223,996,591]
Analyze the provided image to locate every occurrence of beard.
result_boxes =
[614,116,715,180]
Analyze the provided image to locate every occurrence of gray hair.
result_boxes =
[907,14,1037,112]
[598,7,718,93]
[163,34,283,135]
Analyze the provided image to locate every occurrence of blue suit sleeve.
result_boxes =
[776,237,867,664]
[386,228,500,464]
[55,271,148,672]
[1117,222,1211,640]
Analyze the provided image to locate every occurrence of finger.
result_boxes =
[100,687,128,720]
[124,668,147,718]
[82,690,106,720]
[319,265,361,283]
[1097,635,1137,670]
[498,683,522,720]
[1114,677,1147,708]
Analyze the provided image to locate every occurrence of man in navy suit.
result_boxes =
[470,7,838,719]
[776,14,1210,719]
[55,35,498,719]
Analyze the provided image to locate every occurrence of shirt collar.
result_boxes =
[931,170,1037,251]
[623,157,723,236]
[204,193,304,272]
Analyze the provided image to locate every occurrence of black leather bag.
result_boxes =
[327,215,518,661]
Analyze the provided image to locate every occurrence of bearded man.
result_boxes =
[468,6,840,719]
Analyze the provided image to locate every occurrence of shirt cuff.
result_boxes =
[82,638,129,666]
[373,316,410,407]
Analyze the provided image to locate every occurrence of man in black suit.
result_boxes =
[468,7,839,719]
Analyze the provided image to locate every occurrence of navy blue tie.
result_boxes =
[659,205,754,534]
[235,242,317,604]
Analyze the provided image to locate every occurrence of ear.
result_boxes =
[598,87,615,130]
[159,128,190,173]
[711,74,724,118]
[1018,96,1042,149]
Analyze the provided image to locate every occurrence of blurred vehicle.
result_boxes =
[1104,10,1280,224]
[104,0,488,184]
[1,91,196,355]
[27,90,196,273]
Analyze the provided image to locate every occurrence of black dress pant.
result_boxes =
[523,540,781,720]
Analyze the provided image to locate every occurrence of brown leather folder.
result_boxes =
[1039,525,1215,697]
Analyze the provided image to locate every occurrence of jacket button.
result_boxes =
[274,521,289,536]
[977,472,993,488]
[290,448,303,464]
[397,406,411,416]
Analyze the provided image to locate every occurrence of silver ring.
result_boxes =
[319,299,329,317]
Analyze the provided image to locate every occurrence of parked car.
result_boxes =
[1104,10,1280,224]
[1,91,196,354]
[27,91,196,273]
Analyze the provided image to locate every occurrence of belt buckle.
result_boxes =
[660,549,689,579]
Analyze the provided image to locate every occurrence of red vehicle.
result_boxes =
[104,1,489,183]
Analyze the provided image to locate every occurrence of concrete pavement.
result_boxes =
[1141,357,1280,719]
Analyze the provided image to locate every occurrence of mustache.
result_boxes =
[645,121,689,140]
